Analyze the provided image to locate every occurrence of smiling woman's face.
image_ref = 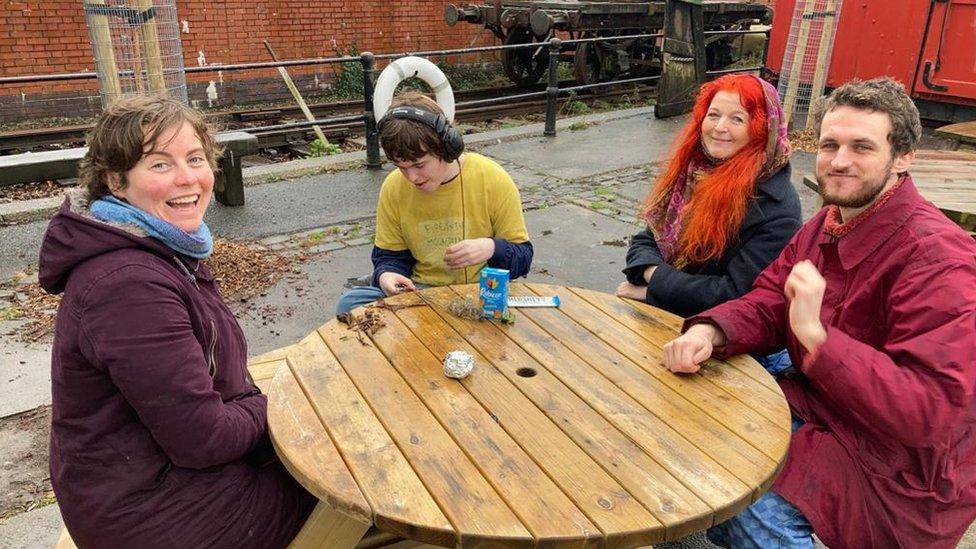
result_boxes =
[700,90,751,160]
[112,121,214,232]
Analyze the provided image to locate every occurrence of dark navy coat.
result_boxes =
[623,163,802,317]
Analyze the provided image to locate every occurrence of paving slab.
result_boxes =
[235,245,373,356]
[0,504,62,549]
[523,203,641,293]
[0,221,47,283]
[0,198,61,226]
[0,340,50,417]
[481,112,684,180]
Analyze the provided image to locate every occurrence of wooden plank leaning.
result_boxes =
[264,40,330,147]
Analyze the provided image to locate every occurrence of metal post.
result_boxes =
[760,28,771,75]
[544,38,562,137]
[361,52,382,169]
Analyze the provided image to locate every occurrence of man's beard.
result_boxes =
[817,160,895,209]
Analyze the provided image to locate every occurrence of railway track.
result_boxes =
[0,80,655,155]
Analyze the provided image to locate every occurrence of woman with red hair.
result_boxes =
[617,74,801,327]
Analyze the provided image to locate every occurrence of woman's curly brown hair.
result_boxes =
[79,95,223,200]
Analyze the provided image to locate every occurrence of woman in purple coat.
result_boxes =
[39,96,316,548]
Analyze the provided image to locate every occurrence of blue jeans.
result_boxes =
[707,416,813,548]
[707,491,814,548]
[752,348,794,378]
[335,286,387,316]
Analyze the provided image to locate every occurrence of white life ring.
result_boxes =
[373,56,456,123]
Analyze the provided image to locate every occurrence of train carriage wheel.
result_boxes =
[573,41,602,86]
[502,27,549,87]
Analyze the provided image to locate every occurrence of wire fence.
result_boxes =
[777,0,843,128]
[82,0,187,107]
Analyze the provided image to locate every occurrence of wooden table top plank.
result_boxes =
[492,292,766,524]
[535,285,790,464]
[916,149,976,161]
[505,285,778,487]
[611,293,781,394]
[316,322,535,548]
[905,183,976,193]
[434,284,740,539]
[249,345,296,365]
[250,359,280,394]
[432,286,745,539]
[286,333,457,547]
[592,288,781,395]
[404,288,674,546]
[502,284,772,477]
[568,285,792,434]
[568,286,791,427]
[248,357,288,393]
[266,364,372,524]
[363,304,603,547]
[910,158,976,167]
[907,170,976,180]
[906,192,976,201]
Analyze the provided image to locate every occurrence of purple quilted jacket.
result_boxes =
[39,193,315,548]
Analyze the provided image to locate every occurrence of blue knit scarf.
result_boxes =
[90,196,213,259]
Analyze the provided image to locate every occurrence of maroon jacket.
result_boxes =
[39,193,315,548]
[689,176,976,548]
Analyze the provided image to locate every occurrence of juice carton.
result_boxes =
[479,267,510,320]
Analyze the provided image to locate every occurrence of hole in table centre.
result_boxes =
[516,367,537,378]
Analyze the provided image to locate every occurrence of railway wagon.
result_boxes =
[445,0,771,87]
[765,0,976,121]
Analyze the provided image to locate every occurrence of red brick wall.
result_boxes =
[0,1,490,122]
[1,1,778,122]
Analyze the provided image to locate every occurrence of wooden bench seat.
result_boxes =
[0,131,257,207]
[802,149,976,234]
[935,120,976,151]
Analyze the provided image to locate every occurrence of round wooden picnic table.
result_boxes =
[265,283,791,548]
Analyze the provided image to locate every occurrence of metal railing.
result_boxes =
[2,28,769,168]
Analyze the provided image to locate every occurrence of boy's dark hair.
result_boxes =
[809,77,921,157]
[379,91,450,162]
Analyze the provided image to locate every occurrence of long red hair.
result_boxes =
[643,74,770,267]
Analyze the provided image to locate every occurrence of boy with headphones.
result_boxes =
[336,91,533,315]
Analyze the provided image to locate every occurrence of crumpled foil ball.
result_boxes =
[443,350,475,379]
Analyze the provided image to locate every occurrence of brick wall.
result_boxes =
[0,1,490,122]
[1,1,779,122]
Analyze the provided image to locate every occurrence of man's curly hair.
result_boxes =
[809,77,921,156]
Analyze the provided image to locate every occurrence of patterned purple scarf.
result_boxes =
[647,75,790,265]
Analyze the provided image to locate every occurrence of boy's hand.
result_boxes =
[378,272,416,296]
[445,238,495,269]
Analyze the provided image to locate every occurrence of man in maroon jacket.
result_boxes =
[664,77,976,548]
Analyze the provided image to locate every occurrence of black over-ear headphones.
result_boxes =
[378,105,465,162]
